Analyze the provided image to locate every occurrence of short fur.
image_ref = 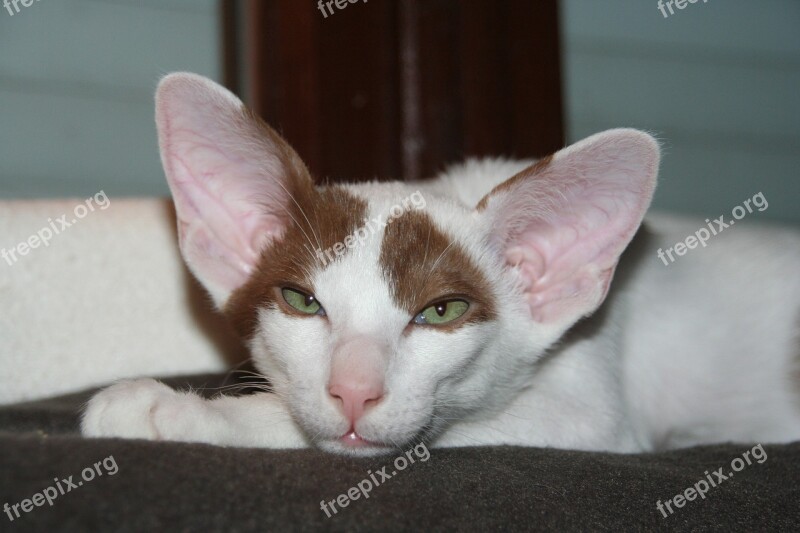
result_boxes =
[81,73,800,456]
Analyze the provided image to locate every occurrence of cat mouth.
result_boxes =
[321,430,394,455]
[339,430,379,448]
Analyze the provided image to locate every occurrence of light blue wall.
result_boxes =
[0,0,220,199]
[562,0,800,225]
[3,0,797,227]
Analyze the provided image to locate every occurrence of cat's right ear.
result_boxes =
[477,129,659,327]
[156,73,313,308]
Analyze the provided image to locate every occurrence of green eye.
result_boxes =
[281,288,325,316]
[413,300,469,326]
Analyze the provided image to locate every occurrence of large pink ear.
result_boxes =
[156,73,312,307]
[478,129,659,325]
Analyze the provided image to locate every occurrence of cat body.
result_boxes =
[81,73,800,456]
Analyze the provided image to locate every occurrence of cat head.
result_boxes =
[156,73,659,455]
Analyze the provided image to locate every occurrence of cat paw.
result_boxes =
[81,378,208,441]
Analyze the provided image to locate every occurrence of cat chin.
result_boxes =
[317,439,397,457]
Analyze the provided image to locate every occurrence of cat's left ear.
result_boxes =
[478,129,659,325]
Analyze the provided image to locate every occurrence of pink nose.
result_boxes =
[328,382,384,424]
[328,336,387,425]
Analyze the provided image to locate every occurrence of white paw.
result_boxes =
[81,378,209,442]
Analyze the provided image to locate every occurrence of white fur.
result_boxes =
[80,74,800,455]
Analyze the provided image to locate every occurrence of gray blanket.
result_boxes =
[1,373,798,532]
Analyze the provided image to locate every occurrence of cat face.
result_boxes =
[228,185,524,454]
[155,73,659,455]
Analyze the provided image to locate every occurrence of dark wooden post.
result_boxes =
[223,0,563,183]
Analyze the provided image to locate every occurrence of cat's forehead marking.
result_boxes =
[225,184,368,338]
[379,209,496,328]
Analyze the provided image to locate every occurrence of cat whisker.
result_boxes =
[405,235,458,309]
[227,369,271,381]
[410,222,434,306]
[272,179,323,256]
[427,239,456,275]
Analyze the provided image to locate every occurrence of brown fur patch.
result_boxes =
[223,110,368,339]
[225,183,368,339]
[379,210,496,331]
[476,154,554,211]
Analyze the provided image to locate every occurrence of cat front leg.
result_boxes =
[81,378,308,448]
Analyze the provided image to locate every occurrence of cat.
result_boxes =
[81,72,800,456]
